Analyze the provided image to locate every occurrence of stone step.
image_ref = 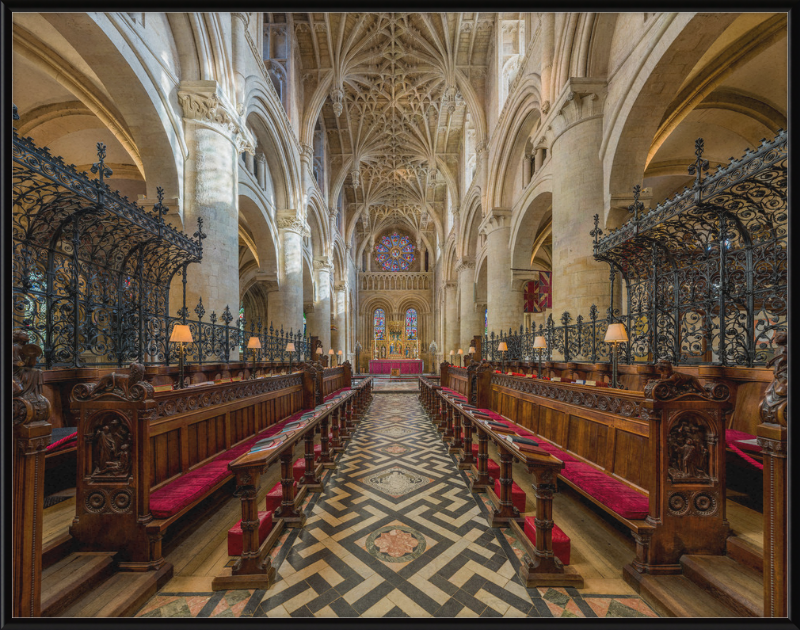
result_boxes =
[41,552,116,617]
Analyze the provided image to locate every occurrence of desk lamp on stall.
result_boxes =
[497,340,508,373]
[533,335,547,378]
[247,336,261,379]
[170,324,193,389]
[604,323,628,389]
[457,348,464,367]
[286,341,296,373]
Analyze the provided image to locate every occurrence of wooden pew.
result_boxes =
[210,383,368,591]
[442,361,734,577]
[756,332,787,617]
[13,330,53,617]
[67,363,321,571]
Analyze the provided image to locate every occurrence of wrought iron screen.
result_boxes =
[484,132,787,368]
[12,107,309,368]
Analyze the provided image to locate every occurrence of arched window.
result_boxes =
[374,308,386,340]
[405,308,417,340]
[485,307,488,336]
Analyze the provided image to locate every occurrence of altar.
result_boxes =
[369,359,423,375]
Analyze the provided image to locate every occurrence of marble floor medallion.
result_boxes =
[366,524,427,563]
[379,443,410,456]
[360,465,432,497]
[373,425,415,438]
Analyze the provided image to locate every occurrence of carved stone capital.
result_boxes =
[299,143,314,162]
[304,302,315,313]
[276,211,310,237]
[456,257,475,274]
[178,81,255,154]
[550,78,607,141]
[479,208,512,236]
[334,281,348,293]
[313,257,334,272]
[255,152,267,164]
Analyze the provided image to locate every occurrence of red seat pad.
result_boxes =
[560,462,649,520]
[494,478,526,512]
[265,481,297,512]
[227,510,273,556]
[149,460,232,519]
[292,457,310,481]
[726,429,761,453]
[524,516,571,565]
[487,459,500,477]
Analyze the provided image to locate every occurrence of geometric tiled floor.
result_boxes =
[135,393,658,618]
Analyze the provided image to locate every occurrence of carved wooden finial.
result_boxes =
[760,331,787,426]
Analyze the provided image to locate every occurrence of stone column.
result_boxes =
[534,146,545,172]
[267,211,308,335]
[255,153,267,189]
[307,258,332,354]
[333,281,347,356]
[231,13,249,110]
[480,208,516,334]
[299,143,314,194]
[366,234,375,271]
[177,81,255,358]
[550,80,609,317]
[457,258,480,351]
[444,281,459,359]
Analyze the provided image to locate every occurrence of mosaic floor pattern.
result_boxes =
[136,393,658,618]
[371,377,421,392]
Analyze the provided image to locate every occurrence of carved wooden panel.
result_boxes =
[538,407,568,446]
[612,430,649,490]
[567,415,608,470]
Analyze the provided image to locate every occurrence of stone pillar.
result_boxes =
[299,143,314,194]
[550,80,609,317]
[231,13,249,110]
[534,147,545,172]
[523,151,532,186]
[457,258,480,351]
[243,151,254,176]
[480,208,516,334]
[366,234,375,271]
[177,81,255,358]
[255,153,267,189]
[540,13,555,110]
[444,281,459,359]
[333,282,347,355]
[267,211,308,334]
[307,258,332,354]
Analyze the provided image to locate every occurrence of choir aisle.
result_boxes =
[131,393,658,618]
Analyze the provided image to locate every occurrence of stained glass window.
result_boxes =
[484,308,488,336]
[374,308,386,340]
[405,308,417,340]
[374,232,415,272]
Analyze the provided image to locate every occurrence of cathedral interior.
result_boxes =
[9,10,789,622]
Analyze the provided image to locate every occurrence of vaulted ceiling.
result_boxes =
[292,12,496,241]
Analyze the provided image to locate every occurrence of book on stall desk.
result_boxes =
[506,435,539,447]
[513,442,550,457]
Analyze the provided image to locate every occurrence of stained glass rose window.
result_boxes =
[374,232,415,272]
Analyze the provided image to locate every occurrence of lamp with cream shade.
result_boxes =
[449,349,454,365]
[604,323,628,389]
[337,349,343,366]
[468,345,476,365]
[497,340,508,373]
[169,324,193,389]
[457,348,464,367]
[328,348,334,368]
[533,334,547,378]
[247,336,262,379]
[285,341,296,373]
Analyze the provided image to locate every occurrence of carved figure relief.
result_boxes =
[90,416,132,478]
[666,416,710,482]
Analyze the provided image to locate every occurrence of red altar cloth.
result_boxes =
[369,359,423,374]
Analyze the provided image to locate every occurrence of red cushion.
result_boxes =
[494,479,526,512]
[292,457,309,481]
[227,510,273,556]
[524,516,570,565]
[265,481,297,512]
[487,459,500,477]
[726,429,760,453]
[560,463,649,520]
